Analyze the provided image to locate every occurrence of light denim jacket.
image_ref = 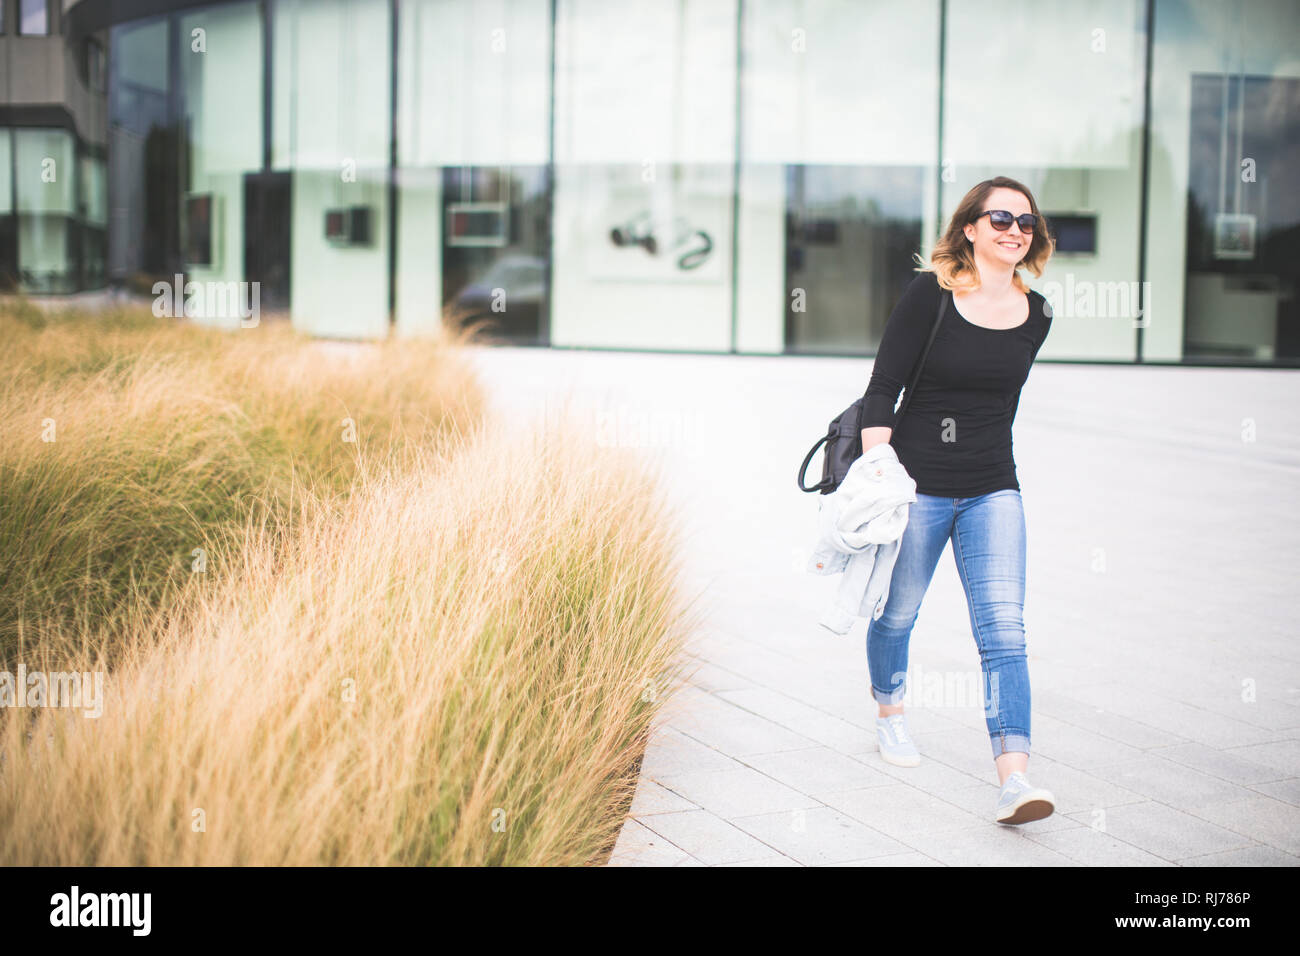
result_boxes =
[806,442,917,635]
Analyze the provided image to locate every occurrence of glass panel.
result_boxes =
[79,153,108,289]
[395,0,551,342]
[20,0,46,36]
[783,165,926,353]
[108,16,175,288]
[272,0,389,171]
[551,0,736,350]
[1148,0,1300,362]
[18,216,72,292]
[82,227,107,288]
[290,168,389,337]
[179,2,263,325]
[0,129,11,214]
[273,0,391,337]
[243,172,291,310]
[438,165,549,342]
[79,154,107,227]
[943,0,1146,362]
[111,18,169,134]
[397,0,548,168]
[15,128,75,215]
[738,0,939,355]
[15,129,76,292]
[0,129,13,290]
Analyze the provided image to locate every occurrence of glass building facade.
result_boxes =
[0,0,1297,364]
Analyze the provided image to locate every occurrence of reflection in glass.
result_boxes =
[942,0,1146,362]
[740,0,938,356]
[395,0,551,341]
[784,165,925,354]
[1183,74,1300,360]
[1146,0,1300,364]
[108,16,176,290]
[443,165,550,343]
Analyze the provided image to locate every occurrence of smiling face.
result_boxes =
[962,186,1034,267]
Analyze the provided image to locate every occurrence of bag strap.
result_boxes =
[855,286,950,436]
[893,288,950,427]
[796,432,831,493]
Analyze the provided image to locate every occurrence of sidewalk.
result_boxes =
[467,344,1300,867]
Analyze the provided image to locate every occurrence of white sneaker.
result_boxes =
[875,713,921,767]
[995,771,1056,825]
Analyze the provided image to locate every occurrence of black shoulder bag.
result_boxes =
[796,288,950,494]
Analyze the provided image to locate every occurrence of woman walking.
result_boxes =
[858,176,1056,825]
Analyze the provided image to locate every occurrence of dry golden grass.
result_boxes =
[0,303,482,663]
[0,302,697,864]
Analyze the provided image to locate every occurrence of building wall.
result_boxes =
[3,0,1297,366]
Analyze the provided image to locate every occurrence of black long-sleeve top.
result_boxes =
[860,270,1052,498]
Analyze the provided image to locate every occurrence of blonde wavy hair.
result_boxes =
[914,176,1054,294]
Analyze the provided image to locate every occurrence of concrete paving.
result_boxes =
[466,344,1300,867]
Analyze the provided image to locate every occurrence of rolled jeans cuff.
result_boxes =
[870,683,907,706]
[991,732,1031,760]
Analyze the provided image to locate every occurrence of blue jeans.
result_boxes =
[866,488,1032,761]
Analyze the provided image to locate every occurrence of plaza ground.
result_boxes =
[468,344,1300,867]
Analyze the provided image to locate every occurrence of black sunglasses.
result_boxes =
[973,209,1038,234]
